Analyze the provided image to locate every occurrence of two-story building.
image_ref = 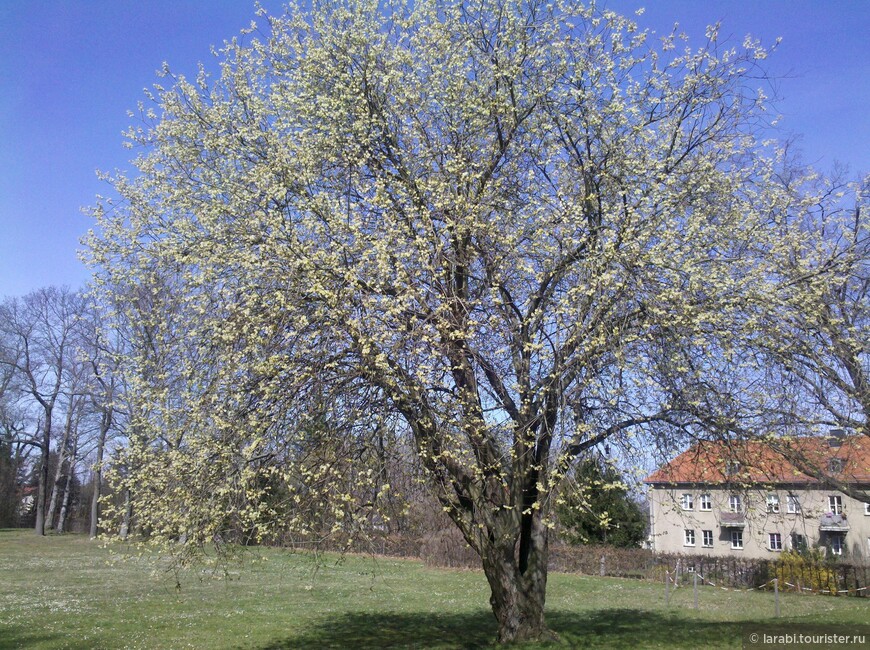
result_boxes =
[645,434,870,560]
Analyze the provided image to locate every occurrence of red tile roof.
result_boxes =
[644,436,870,485]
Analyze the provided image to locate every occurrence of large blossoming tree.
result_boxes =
[87,1,798,641]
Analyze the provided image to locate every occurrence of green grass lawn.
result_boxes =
[0,529,867,649]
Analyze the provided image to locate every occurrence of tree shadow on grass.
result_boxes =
[548,608,743,649]
[258,608,747,649]
[259,610,497,649]
[0,625,64,650]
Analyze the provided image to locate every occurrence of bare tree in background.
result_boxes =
[80,299,123,538]
[0,287,86,535]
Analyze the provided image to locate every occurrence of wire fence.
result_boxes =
[664,563,869,620]
[547,543,870,597]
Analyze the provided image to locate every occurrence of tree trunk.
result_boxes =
[56,463,74,533]
[119,488,133,540]
[45,462,63,530]
[34,416,52,536]
[482,555,547,643]
[479,514,555,643]
[89,415,109,538]
[47,403,77,529]
[89,466,101,539]
[57,431,79,534]
[35,464,47,535]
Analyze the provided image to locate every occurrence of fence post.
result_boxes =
[774,578,780,618]
[600,555,606,577]
[665,570,671,607]
[693,572,698,610]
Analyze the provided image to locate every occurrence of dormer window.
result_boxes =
[725,461,741,477]
[829,458,845,474]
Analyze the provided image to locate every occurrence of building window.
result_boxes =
[768,533,783,551]
[790,533,807,551]
[787,494,801,514]
[684,529,696,546]
[828,495,843,515]
[829,533,845,556]
[702,530,713,547]
[829,458,845,473]
[766,494,780,513]
[726,461,741,476]
[731,530,743,549]
[680,494,694,510]
[864,503,870,516]
[699,494,712,511]
[729,494,742,513]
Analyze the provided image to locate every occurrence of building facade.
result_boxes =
[645,435,870,560]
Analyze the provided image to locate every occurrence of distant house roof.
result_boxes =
[644,436,870,486]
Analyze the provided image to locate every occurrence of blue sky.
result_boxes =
[1,1,868,299]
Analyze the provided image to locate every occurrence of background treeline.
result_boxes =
[0,287,119,536]
[0,290,644,547]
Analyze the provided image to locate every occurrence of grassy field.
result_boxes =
[0,529,868,649]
